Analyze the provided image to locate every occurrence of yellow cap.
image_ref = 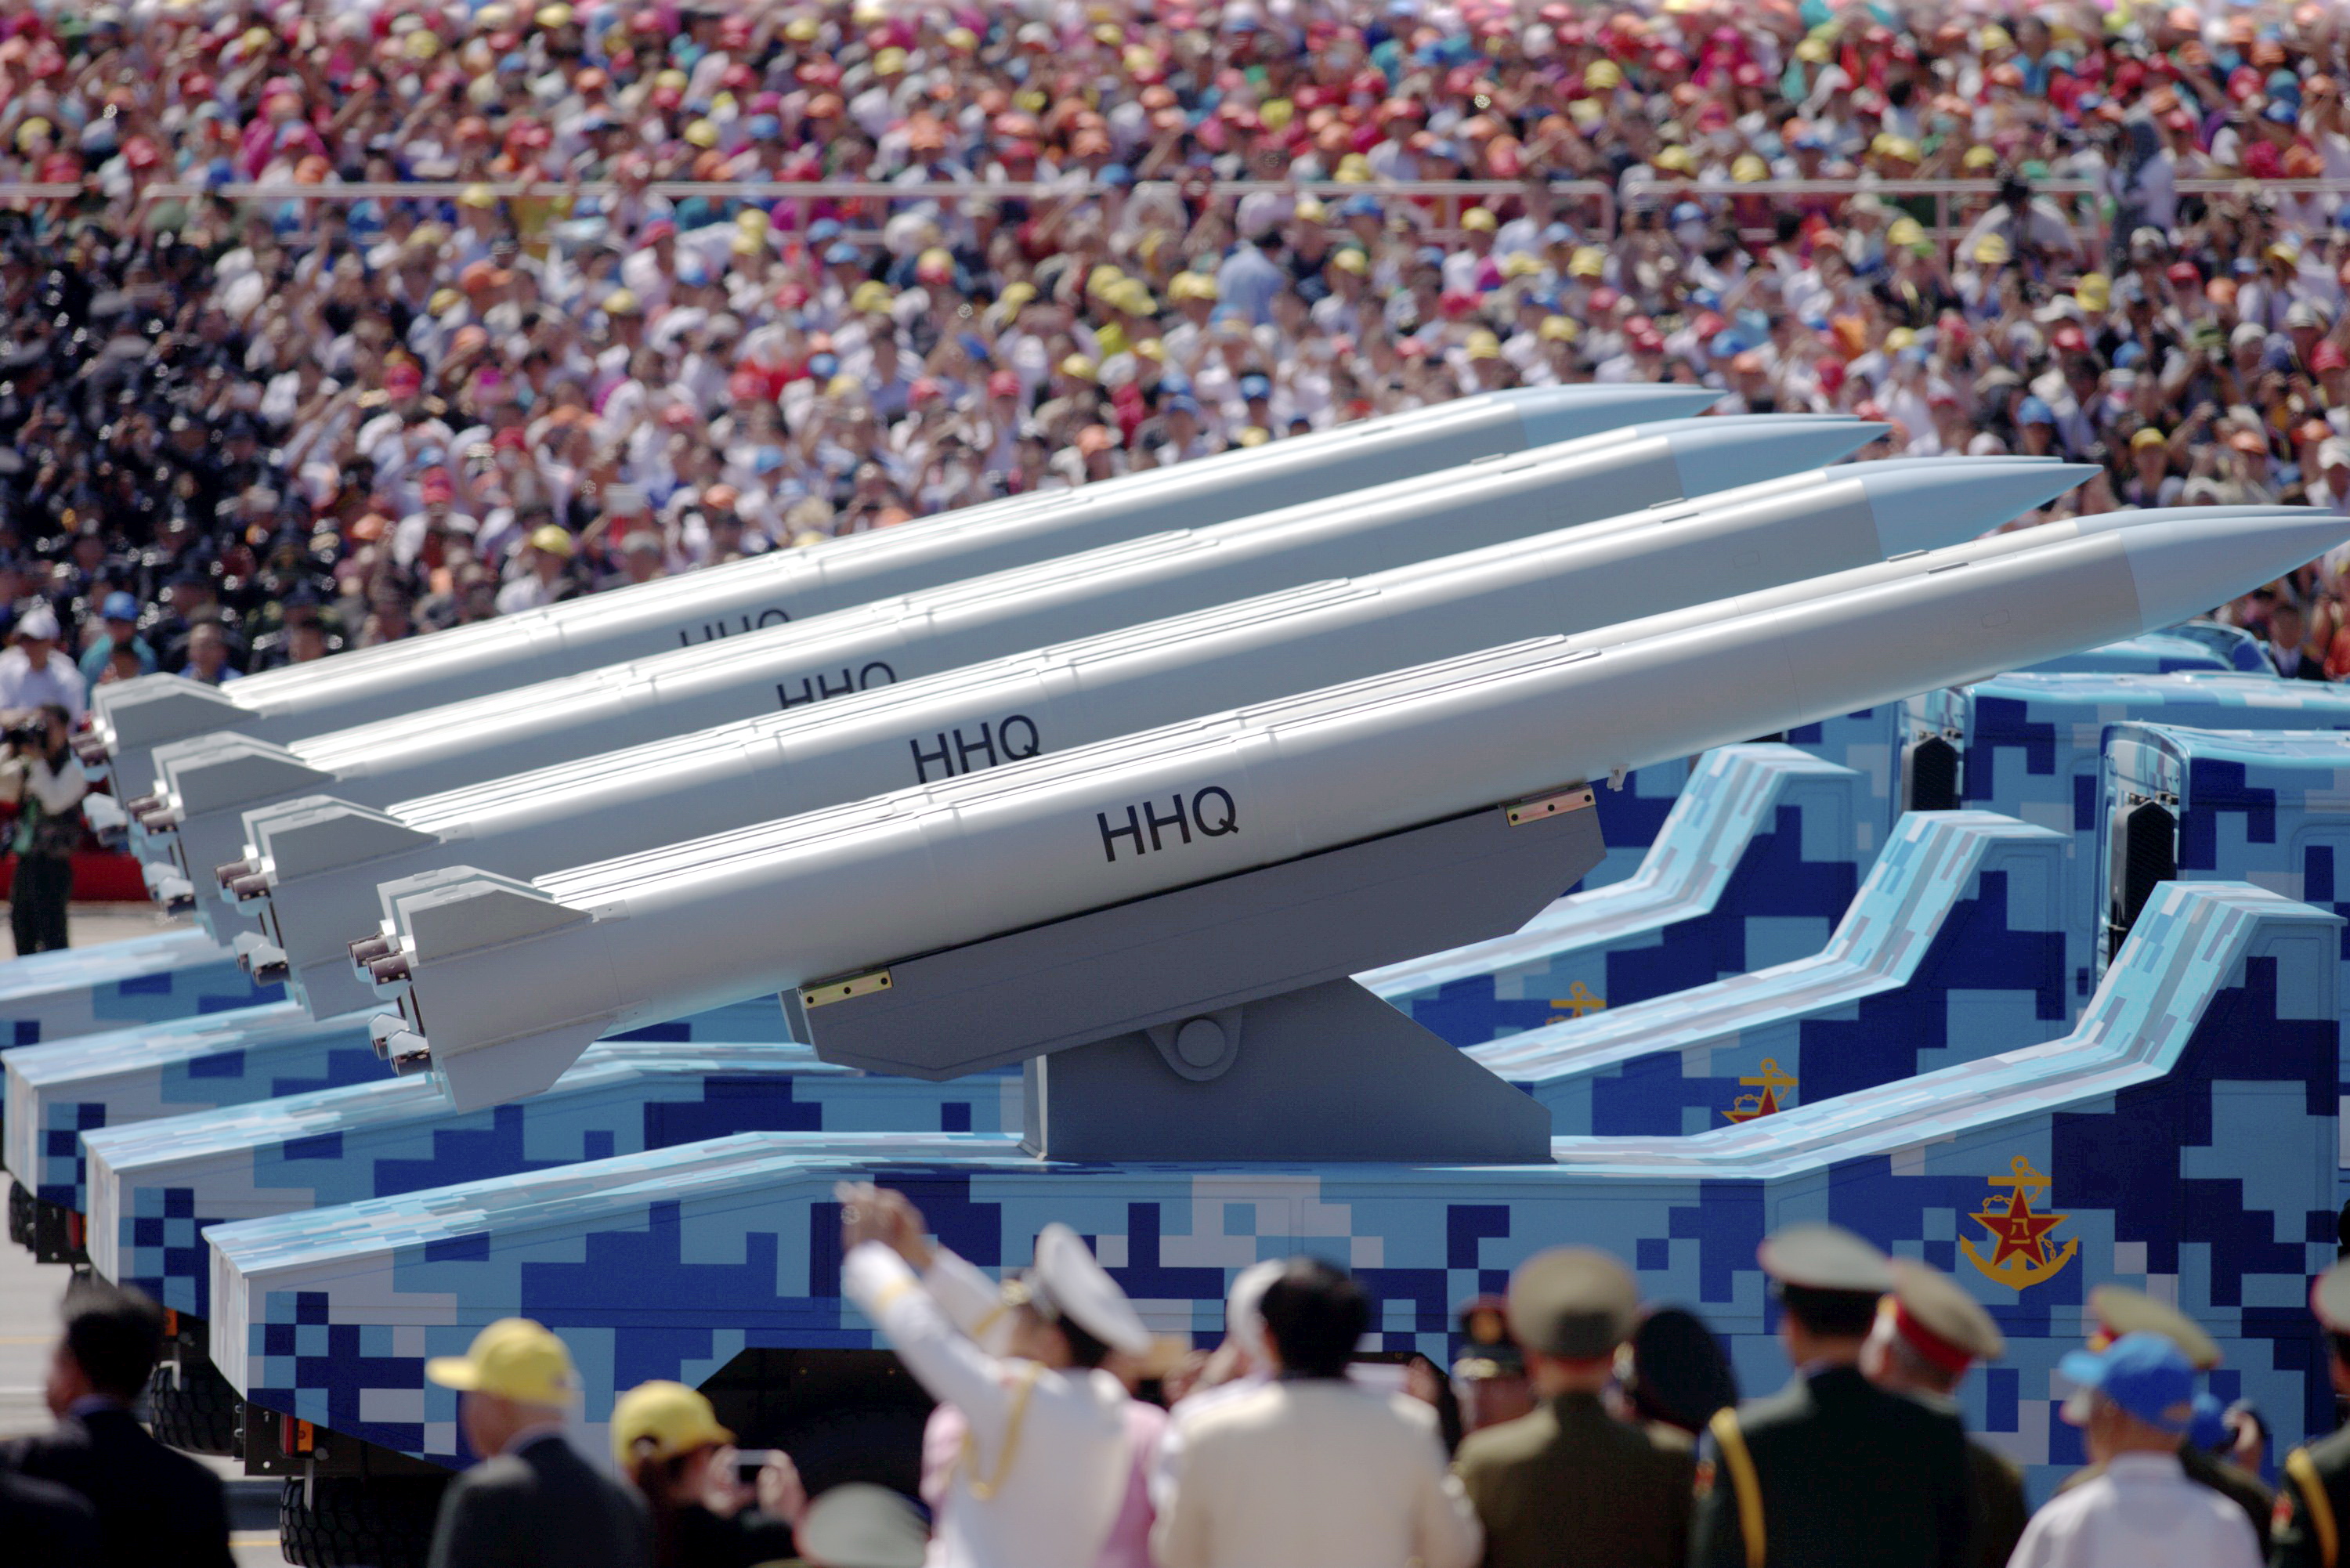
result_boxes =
[1500,251,1542,278]
[1133,337,1166,361]
[1059,353,1097,381]
[784,15,820,42]
[1293,195,1326,224]
[14,118,49,152]
[428,288,464,315]
[1979,22,2012,49]
[1567,98,1604,131]
[602,288,640,316]
[529,524,576,558]
[1465,329,1502,359]
[1585,60,1622,90]
[458,182,497,210]
[1886,215,1927,249]
[730,230,762,256]
[1261,98,1295,133]
[1334,152,1372,182]
[850,280,893,314]
[534,3,573,27]
[1795,37,1831,63]
[1653,145,1695,174]
[737,208,770,234]
[1972,233,2011,266]
[684,119,718,149]
[1881,137,1920,164]
[997,280,1038,313]
[1462,206,1498,233]
[1568,246,1606,279]
[873,46,907,75]
[2076,272,2111,311]
[1086,264,1125,298]
[1962,144,1998,172]
[1538,315,1579,342]
[1732,153,1769,182]
[425,1320,580,1405]
[2131,427,2168,450]
[612,1381,731,1466]
[1331,248,1368,276]
[1884,326,1916,351]
[1236,425,1270,447]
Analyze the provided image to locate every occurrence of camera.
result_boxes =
[2,718,46,752]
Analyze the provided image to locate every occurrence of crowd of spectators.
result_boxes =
[9,0,2350,696]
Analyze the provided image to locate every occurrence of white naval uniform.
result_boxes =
[843,1241,1131,1568]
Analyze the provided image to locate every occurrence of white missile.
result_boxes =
[87,385,1712,797]
[136,414,1886,919]
[241,454,2093,1018]
[364,504,2348,1110]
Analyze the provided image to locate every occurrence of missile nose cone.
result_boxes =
[2122,507,2350,630]
[1509,382,1719,448]
[1667,417,1888,496]
[1856,459,2099,554]
[2067,502,2310,537]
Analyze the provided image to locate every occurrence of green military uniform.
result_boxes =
[1691,1223,1972,1568]
[1458,1245,1689,1568]
[1965,1438,2028,1568]
[2270,1256,2350,1568]
[2274,1424,2350,1568]
[1691,1364,1972,1568]
[1455,1391,1693,1568]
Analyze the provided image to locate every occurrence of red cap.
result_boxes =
[2316,342,2349,373]
[987,370,1021,398]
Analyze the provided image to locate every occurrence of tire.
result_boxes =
[277,1476,446,1568]
[148,1354,240,1455]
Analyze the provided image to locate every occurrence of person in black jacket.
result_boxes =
[424,1317,653,1568]
[612,1380,801,1568]
[2,1281,231,1568]
[0,1466,99,1566]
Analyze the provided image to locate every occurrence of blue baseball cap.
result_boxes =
[1340,194,1383,219]
[824,241,861,265]
[2017,396,2056,427]
[1239,374,1271,400]
[2059,1332,2196,1434]
[1672,201,1706,226]
[101,591,138,623]
[808,219,844,243]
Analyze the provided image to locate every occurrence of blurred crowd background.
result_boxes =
[6,0,2350,701]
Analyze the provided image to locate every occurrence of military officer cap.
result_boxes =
[796,1483,927,1568]
[2087,1284,2221,1371]
[2310,1259,2350,1334]
[1506,1247,1640,1360]
[1007,1223,1152,1357]
[1882,1258,2005,1375]
[1757,1223,1894,1293]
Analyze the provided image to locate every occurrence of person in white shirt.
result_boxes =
[837,1182,1146,1568]
[1148,1259,1282,1513]
[0,606,86,725]
[1152,1257,1480,1568]
[2006,1332,2260,1568]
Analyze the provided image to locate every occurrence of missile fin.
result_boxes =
[255,798,439,881]
[400,874,594,964]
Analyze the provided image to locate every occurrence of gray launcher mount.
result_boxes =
[784,787,1602,1162]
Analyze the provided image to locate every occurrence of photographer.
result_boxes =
[0,704,87,954]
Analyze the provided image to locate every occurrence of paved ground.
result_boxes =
[2,910,287,1563]
[1,900,190,958]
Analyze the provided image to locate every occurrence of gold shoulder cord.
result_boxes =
[1707,1407,1766,1568]
[2287,1447,2340,1568]
[961,1362,1044,1502]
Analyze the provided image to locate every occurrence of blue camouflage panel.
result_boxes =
[1365,746,1869,1046]
[2161,620,2278,674]
[5,994,798,1216]
[0,926,278,1053]
[204,880,2337,1504]
[1469,812,2069,1133]
[1923,671,2350,1009]
[2021,633,2235,677]
[82,1042,1018,1319]
[2100,725,2350,1176]
[1570,707,1901,892]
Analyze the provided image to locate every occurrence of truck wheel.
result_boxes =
[148,1354,240,1454]
[277,1476,446,1568]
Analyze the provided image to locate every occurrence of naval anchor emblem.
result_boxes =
[1959,1156,2078,1289]
[1723,1059,1797,1123]
[1546,982,1606,1022]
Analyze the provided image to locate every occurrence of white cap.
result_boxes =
[1025,1223,1151,1357]
[16,604,59,641]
